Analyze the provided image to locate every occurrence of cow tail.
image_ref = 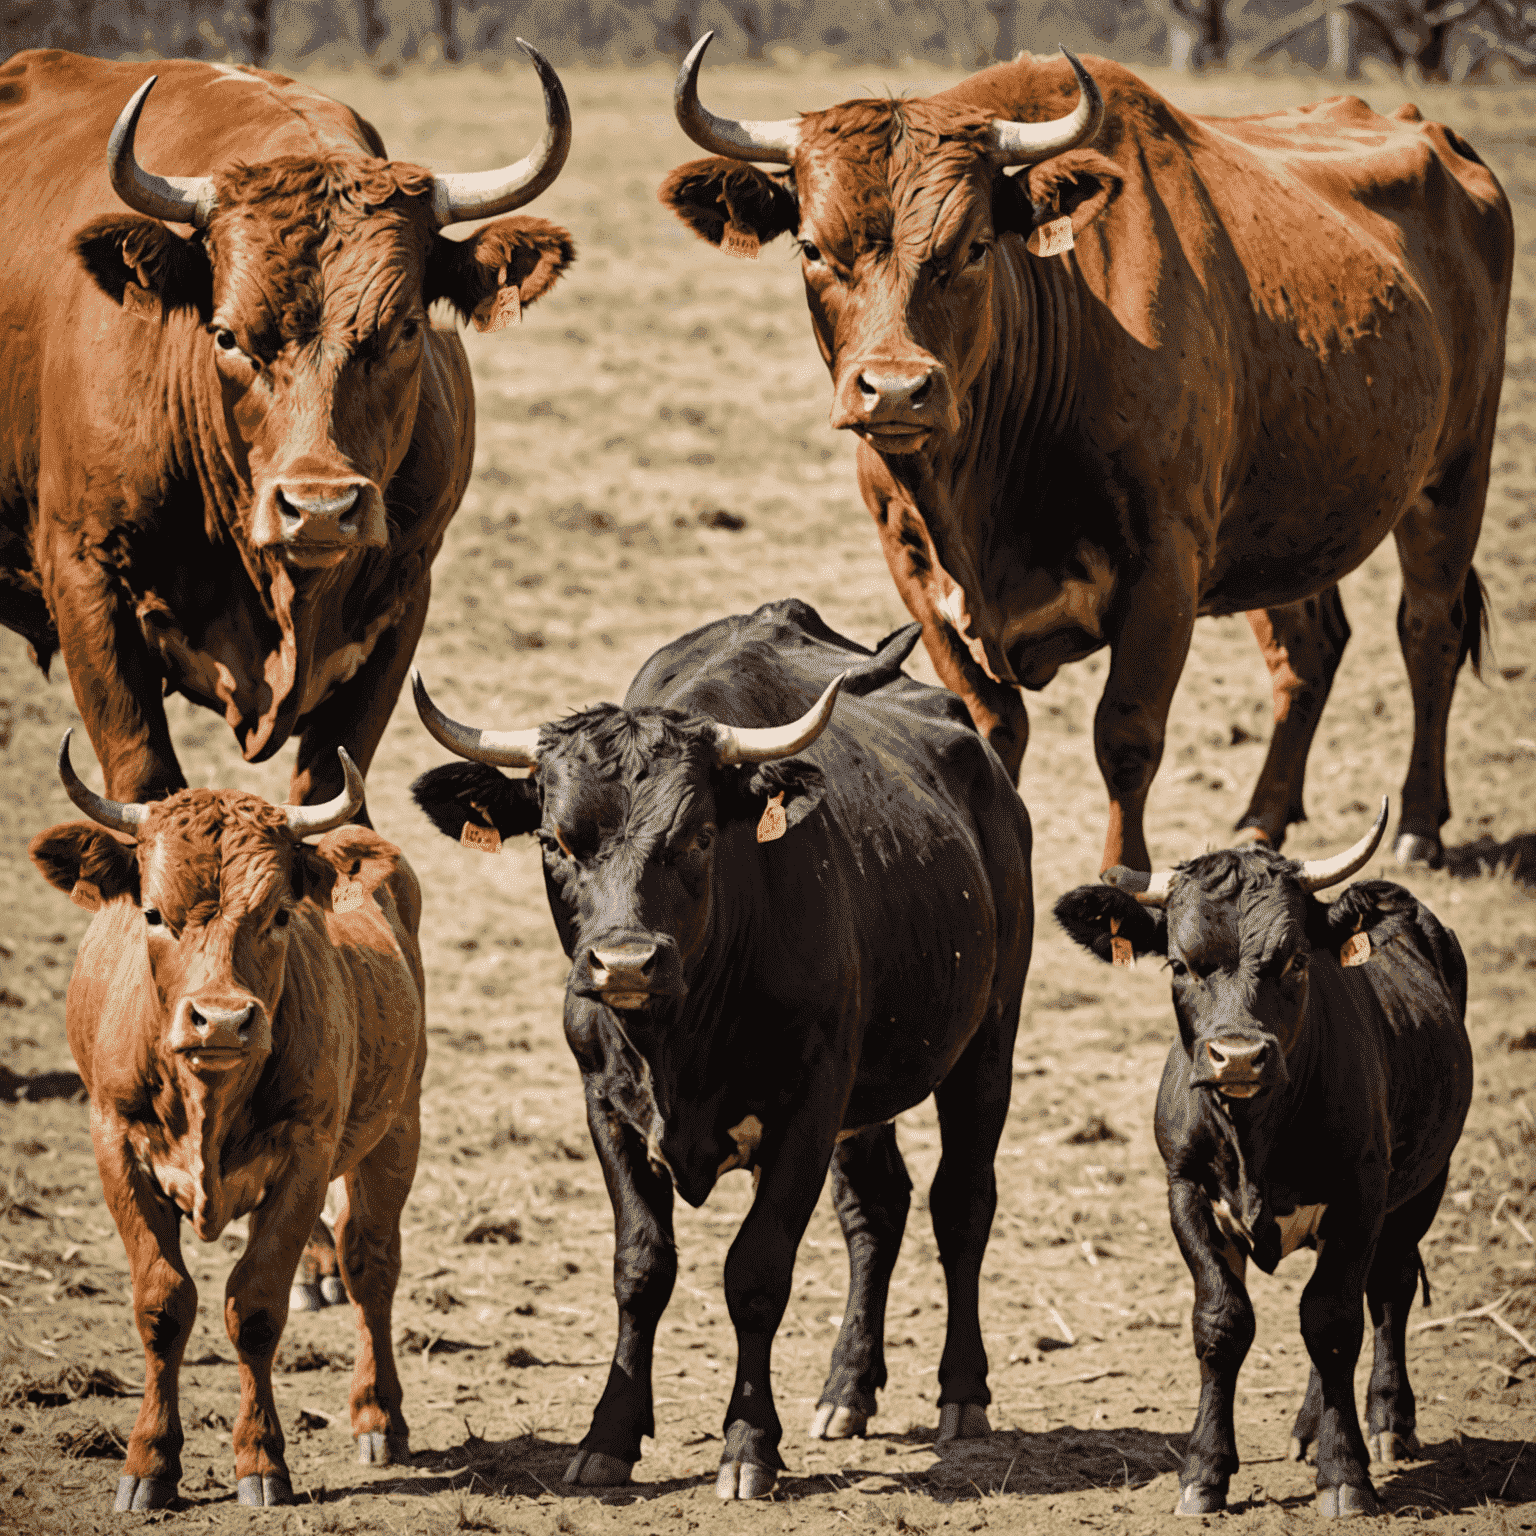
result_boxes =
[1458,566,1490,680]
[1418,1253,1432,1311]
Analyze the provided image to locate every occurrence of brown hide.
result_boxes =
[28,789,425,1498]
[661,53,1510,871]
[0,52,573,803]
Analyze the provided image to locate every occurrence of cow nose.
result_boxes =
[858,369,933,412]
[190,1003,253,1036]
[1206,1037,1267,1073]
[274,483,364,535]
[588,944,659,985]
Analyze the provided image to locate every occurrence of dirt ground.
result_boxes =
[1,54,1534,1536]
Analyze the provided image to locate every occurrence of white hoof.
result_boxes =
[1370,1430,1419,1465]
[289,1282,325,1312]
[715,1461,778,1500]
[809,1403,867,1440]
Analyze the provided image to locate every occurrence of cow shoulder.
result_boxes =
[658,157,799,249]
[72,216,212,322]
[411,761,541,842]
[425,216,575,325]
[1054,882,1166,962]
[28,822,138,911]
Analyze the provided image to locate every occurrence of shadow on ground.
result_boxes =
[1444,831,1536,885]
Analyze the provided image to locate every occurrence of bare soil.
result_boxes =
[0,57,1533,1536]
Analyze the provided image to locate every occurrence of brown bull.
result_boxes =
[0,47,573,812]
[28,737,427,1510]
[661,40,1510,871]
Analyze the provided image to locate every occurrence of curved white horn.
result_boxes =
[674,31,800,164]
[108,76,218,227]
[412,669,542,768]
[987,48,1104,166]
[1100,864,1174,907]
[430,40,572,224]
[57,730,149,835]
[712,674,844,766]
[283,750,366,837]
[1298,798,1389,893]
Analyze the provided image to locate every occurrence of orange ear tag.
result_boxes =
[121,282,161,323]
[69,879,101,912]
[1340,930,1371,968]
[1109,915,1134,969]
[332,878,366,915]
[460,821,502,854]
[756,792,787,844]
[1029,216,1074,259]
[721,222,760,261]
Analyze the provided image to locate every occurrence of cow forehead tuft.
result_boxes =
[214,153,434,226]
[140,790,290,848]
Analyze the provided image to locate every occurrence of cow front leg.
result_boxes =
[1093,548,1198,872]
[1168,1180,1255,1514]
[718,1097,843,1500]
[223,1167,331,1506]
[565,1093,677,1487]
[1298,1201,1385,1516]
[1235,588,1350,849]
[93,1117,196,1511]
[337,1106,421,1466]
[811,1123,911,1440]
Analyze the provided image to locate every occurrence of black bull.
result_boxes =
[410,599,1033,1500]
[1057,833,1470,1518]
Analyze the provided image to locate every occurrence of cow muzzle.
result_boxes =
[167,997,267,1071]
[830,357,956,449]
[1197,1034,1283,1099]
[574,938,684,1011]
[251,479,388,563]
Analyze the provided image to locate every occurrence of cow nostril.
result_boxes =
[1206,1040,1226,1067]
[276,491,301,524]
[858,373,879,401]
[189,1006,208,1033]
[909,375,931,407]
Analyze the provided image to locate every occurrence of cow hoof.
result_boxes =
[236,1474,293,1507]
[563,1449,633,1486]
[115,1475,177,1512]
[1393,833,1442,869]
[1370,1431,1420,1466]
[715,1461,778,1501]
[355,1431,410,1466]
[320,1276,349,1306]
[809,1403,867,1440]
[289,1281,326,1312]
[1289,1436,1314,1464]
[1176,1484,1226,1516]
[1316,1484,1378,1518]
[936,1403,991,1443]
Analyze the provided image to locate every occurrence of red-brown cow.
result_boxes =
[0,47,573,814]
[660,39,1510,873]
[29,736,427,1510]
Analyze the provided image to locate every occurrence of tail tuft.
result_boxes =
[1458,566,1491,680]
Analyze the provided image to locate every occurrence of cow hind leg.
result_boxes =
[1235,588,1350,850]
[289,1211,347,1312]
[1365,1167,1448,1465]
[810,1123,912,1440]
[1392,458,1490,867]
[337,1111,420,1467]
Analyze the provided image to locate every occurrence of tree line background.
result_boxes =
[3,0,1534,80]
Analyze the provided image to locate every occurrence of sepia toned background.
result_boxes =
[0,5,1533,1533]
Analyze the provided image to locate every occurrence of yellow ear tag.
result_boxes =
[69,879,101,911]
[1340,930,1371,968]
[756,792,787,844]
[721,222,760,261]
[332,878,366,915]
[1028,216,1074,259]
[460,821,502,854]
[473,265,521,332]
[122,282,161,323]
[1109,915,1134,969]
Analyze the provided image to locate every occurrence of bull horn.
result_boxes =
[430,40,571,223]
[712,674,844,766]
[987,48,1104,166]
[674,31,800,164]
[283,749,366,837]
[411,669,542,768]
[1100,864,1174,907]
[1298,797,1389,893]
[108,76,218,227]
[57,730,149,835]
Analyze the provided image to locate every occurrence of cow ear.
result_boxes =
[411,762,542,844]
[299,827,402,912]
[716,759,826,836]
[1007,150,1124,246]
[426,216,575,328]
[72,215,212,323]
[1053,884,1166,962]
[28,822,139,911]
[658,158,798,252]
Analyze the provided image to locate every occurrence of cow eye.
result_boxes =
[272,908,290,930]
[1282,951,1308,979]
[143,907,162,927]
[1168,958,1187,978]
[694,825,715,854]
[398,318,421,345]
[798,240,822,265]
[967,239,991,267]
